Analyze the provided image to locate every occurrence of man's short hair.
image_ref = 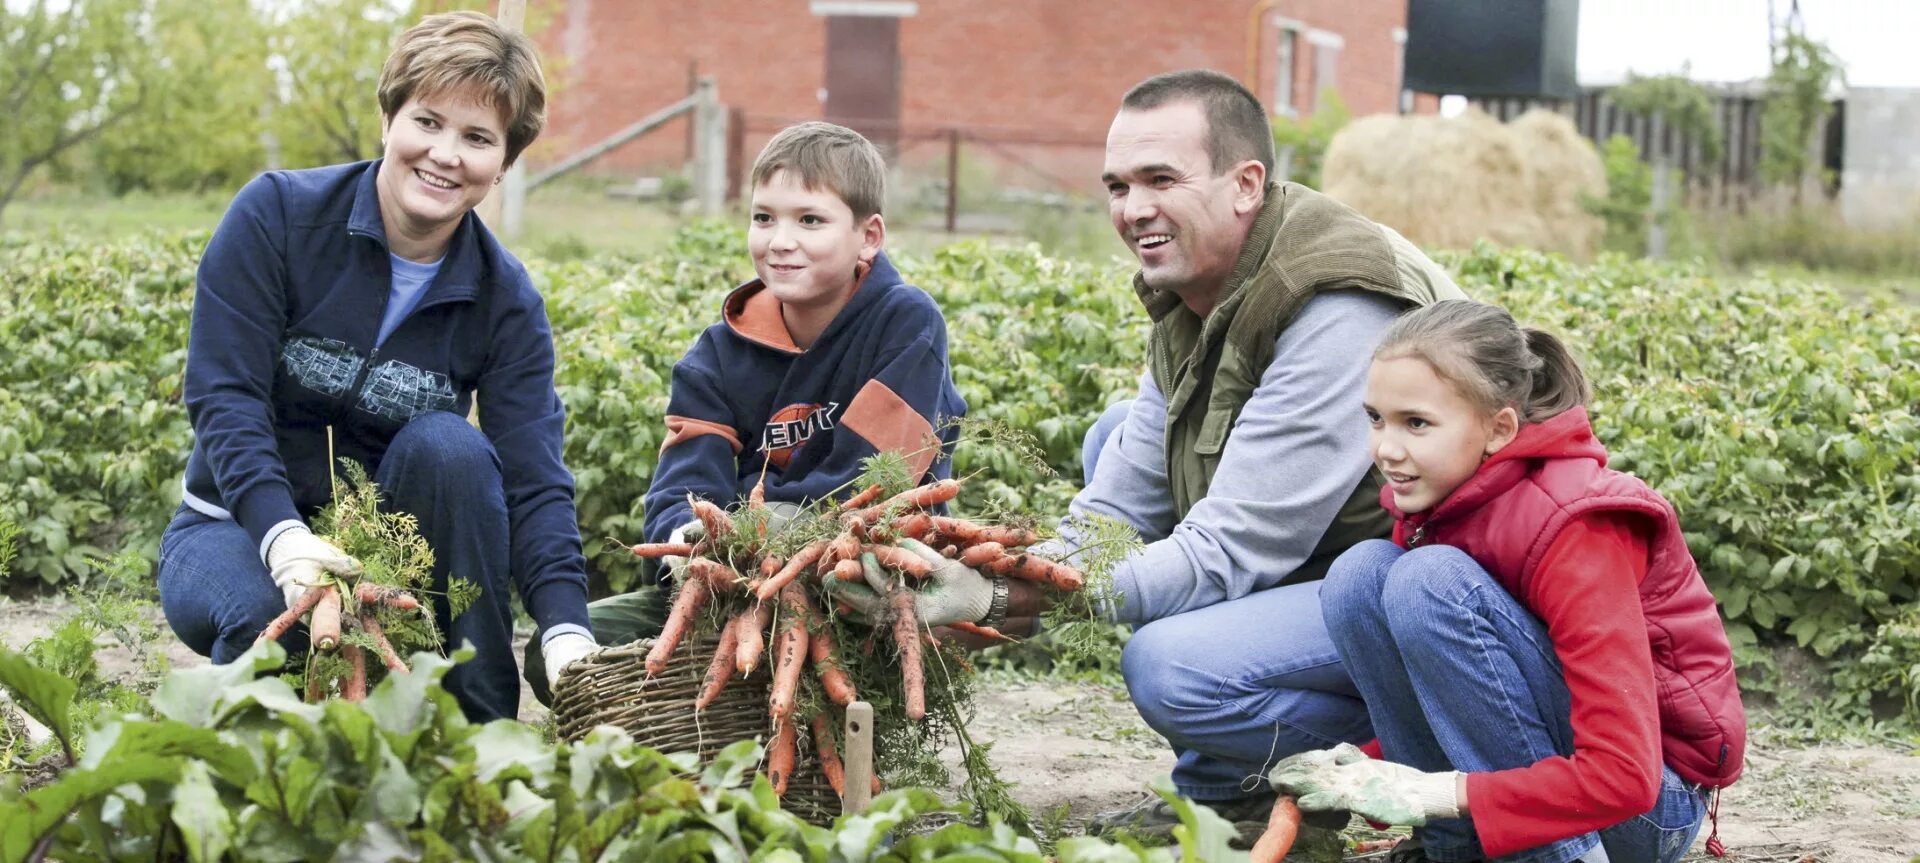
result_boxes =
[751,122,888,219]
[378,11,547,166]
[1121,69,1276,177]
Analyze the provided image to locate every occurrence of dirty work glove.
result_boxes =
[1267,742,1461,826]
[759,500,803,536]
[265,526,361,609]
[657,519,704,583]
[826,538,994,628]
[542,632,599,689]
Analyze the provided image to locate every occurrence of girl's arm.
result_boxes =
[1463,512,1664,857]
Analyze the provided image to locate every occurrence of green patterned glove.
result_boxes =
[1267,742,1462,826]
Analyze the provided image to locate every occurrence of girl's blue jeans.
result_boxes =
[1323,539,1709,863]
[157,411,521,722]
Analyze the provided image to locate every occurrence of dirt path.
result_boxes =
[5,598,1916,861]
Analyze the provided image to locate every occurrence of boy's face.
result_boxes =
[749,170,884,315]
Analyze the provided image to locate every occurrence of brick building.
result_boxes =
[530,0,1434,192]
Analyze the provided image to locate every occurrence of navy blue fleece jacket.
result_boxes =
[180,160,591,637]
[642,252,966,545]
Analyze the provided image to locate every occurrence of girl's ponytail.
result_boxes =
[1520,327,1590,423]
[1375,299,1590,425]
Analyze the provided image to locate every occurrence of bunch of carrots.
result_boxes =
[256,580,428,702]
[625,475,1087,798]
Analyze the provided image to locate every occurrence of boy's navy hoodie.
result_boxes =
[180,160,590,636]
[643,252,966,544]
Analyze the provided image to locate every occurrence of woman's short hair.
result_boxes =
[377,11,546,166]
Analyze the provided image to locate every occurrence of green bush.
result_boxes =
[1,229,1915,714]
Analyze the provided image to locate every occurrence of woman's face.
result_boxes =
[376,87,509,247]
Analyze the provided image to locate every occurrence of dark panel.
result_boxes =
[1404,0,1580,100]
[824,15,901,156]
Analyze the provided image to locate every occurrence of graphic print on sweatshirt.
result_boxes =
[761,401,841,469]
[282,336,457,425]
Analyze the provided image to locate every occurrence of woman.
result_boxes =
[159,11,596,721]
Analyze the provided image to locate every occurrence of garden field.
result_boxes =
[2,225,1918,860]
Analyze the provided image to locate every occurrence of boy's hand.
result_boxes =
[658,519,704,581]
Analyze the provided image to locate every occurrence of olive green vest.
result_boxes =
[1140,182,1466,583]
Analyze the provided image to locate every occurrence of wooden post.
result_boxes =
[842,701,875,815]
[944,128,960,233]
[692,77,728,216]
[476,0,526,233]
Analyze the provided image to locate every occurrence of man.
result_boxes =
[1038,69,1466,838]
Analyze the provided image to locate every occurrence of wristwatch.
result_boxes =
[980,575,1011,629]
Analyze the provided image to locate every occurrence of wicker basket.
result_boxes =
[550,633,842,825]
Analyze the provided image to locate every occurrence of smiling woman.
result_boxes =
[156,11,599,723]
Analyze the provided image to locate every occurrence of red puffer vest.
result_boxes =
[1387,407,1746,787]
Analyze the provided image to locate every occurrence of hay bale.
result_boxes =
[1320,107,1605,258]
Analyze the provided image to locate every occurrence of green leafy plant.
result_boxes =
[1582,134,1654,255]
[1269,92,1350,190]
[1759,31,1845,194]
[0,643,1240,861]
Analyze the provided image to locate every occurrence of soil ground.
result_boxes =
[4,597,1916,862]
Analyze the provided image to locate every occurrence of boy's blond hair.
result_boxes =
[751,122,887,219]
[378,11,547,166]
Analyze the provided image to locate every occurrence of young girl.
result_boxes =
[1268,300,1745,863]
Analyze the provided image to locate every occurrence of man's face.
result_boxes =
[1102,101,1251,298]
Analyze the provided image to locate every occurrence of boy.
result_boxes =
[526,122,967,703]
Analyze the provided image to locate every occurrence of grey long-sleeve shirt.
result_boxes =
[1058,289,1403,625]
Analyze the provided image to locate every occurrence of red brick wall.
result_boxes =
[530,0,1415,185]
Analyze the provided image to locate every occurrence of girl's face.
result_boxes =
[1364,355,1518,514]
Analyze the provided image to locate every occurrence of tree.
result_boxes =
[1607,71,1724,258]
[1758,31,1843,198]
[0,0,155,227]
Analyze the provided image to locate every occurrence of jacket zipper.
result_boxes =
[1407,525,1427,547]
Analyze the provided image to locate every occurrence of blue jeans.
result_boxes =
[1323,540,1709,863]
[158,412,520,722]
[1081,400,1133,484]
[1083,402,1374,799]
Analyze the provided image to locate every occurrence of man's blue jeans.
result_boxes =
[1082,405,1375,800]
[1323,540,1709,863]
[158,412,520,722]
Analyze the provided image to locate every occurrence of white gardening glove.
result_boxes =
[826,538,994,628]
[1267,742,1461,825]
[265,526,361,609]
[657,519,703,582]
[542,632,599,689]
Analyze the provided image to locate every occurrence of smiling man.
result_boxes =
[1059,70,1466,840]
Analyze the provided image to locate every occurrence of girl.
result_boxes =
[1269,300,1745,863]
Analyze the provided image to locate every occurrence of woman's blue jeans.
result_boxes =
[158,412,520,722]
[1082,402,1375,800]
[1323,539,1709,863]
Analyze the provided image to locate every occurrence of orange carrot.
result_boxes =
[1248,795,1303,863]
[758,539,827,601]
[735,602,775,675]
[864,543,935,578]
[684,558,743,594]
[890,586,925,721]
[811,713,847,796]
[849,478,963,522]
[696,614,742,710]
[981,553,1086,591]
[758,555,783,580]
[769,582,812,721]
[840,483,884,511]
[646,577,712,675]
[342,645,368,701]
[629,542,695,559]
[689,497,734,540]
[748,475,766,510]
[353,582,421,611]
[889,512,934,541]
[802,594,857,705]
[310,586,343,652]
[872,774,883,795]
[768,714,798,797]
[831,558,865,582]
[256,584,330,644]
[948,620,1017,642]
[959,542,1007,568]
[941,544,960,558]
[926,516,1041,548]
[358,613,408,672]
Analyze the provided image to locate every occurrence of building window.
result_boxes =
[1307,29,1344,114]
[1275,26,1299,116]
